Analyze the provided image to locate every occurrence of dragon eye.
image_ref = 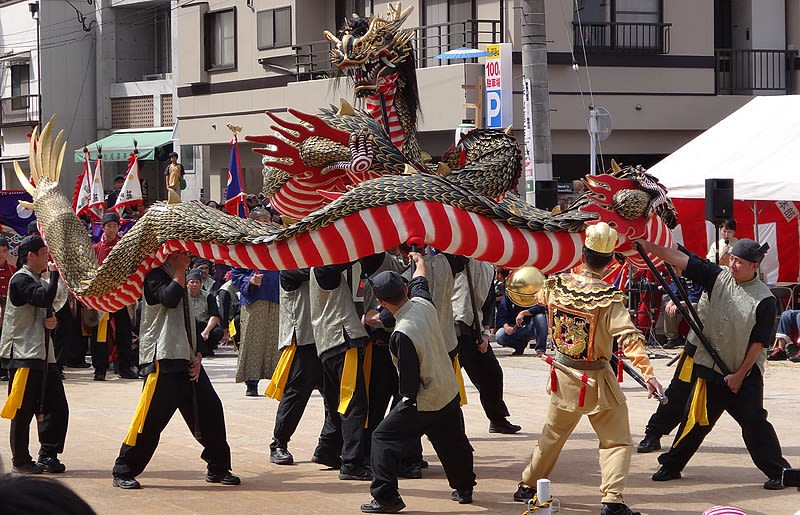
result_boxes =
[374,35,384,45]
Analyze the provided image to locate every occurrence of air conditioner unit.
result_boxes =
[142,73,167,81]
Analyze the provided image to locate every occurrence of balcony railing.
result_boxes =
[573,22,671,55]
[0,95,39,127]
[715,49,797,94]
[292,19,502,82]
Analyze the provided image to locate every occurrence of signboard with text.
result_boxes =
[485,43,513,129]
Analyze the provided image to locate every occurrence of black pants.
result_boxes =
[92,309,134,373]
[271,345,341,457]
[112,367,231,479]
[367,343,400,429]
[370,396,475,503]
[658,367,791,479]
[457,329,510,423]
[55,304,87,368]
[7,366,69,467]
[321,347,369,468]
[644,352,692,437]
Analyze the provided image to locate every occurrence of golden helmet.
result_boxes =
[506,266,545,307]
[585,221,618,255]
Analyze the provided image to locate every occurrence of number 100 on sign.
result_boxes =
[485,43,513,129]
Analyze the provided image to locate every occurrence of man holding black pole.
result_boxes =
[636,237,791,490]
[112,251,239,489]
[0,235,68,474]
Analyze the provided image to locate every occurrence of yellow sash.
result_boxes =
[453,355,467,405]
[678,353,694,383]
[123,362,160,447]
[338,347,360,415]
[1,367,30,420]
[97,312,109,343]
[675,376,709,446]
[265,344,297,400]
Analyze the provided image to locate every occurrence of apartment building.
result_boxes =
[0,0,97,190]
[0,0,179,202]
[175,0,799,202]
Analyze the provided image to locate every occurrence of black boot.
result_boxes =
[636,433,661,453]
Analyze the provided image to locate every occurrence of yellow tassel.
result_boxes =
[453,355,468,405]
[675,376,708,446]
[123,362,159,446]
[362,342,373,428]
[338,347,359,415]
[97,312,109,343]
[678,353,694,383]
[228,319,236,338]
[265,344,297,400]
[1,368,30,420]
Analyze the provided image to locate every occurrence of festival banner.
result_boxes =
[74,150,94,217]
[86,155,106,221]
[0,190,36,254]
[114,152,144,213]
[225,136,248,218]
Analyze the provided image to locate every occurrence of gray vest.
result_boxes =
[0,266,55,363]
[402,254,458,352]
[690,269,773,375]
[189,291,210,324]
[309,268,368,356]
[393,297,459,411]
[139,266,197,364]
[452,259,493,327]
[279,281,315,350]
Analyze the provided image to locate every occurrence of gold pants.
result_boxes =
[521,401,632,504]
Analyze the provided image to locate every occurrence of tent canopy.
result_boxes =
[649,95,800,201]
[73,128,173,163]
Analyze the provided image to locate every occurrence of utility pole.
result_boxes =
[519,0,553,205]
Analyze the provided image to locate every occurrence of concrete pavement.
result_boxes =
[2,346,799,515]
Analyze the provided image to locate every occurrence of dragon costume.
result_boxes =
[16,3,676,313]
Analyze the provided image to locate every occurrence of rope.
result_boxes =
[522,494,560,514]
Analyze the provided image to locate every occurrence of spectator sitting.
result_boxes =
[768,309,800,362]
[494,290,548,356]
[662,269,703,349]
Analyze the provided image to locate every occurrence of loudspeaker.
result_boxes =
[535,180,559,210]
[705,178,734,221]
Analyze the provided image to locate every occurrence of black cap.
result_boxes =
[102,212,120,226]
[369,270,407,300]
[114,174,125,182]
[193,258,211,267]
[27,220,39,235]
[18,235,45,259]
[0,238,8,248]
[730,238,769,264]
[186,268,203,281]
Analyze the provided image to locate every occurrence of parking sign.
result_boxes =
[485,43,512,129]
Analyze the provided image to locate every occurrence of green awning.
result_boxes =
[73,129,174,162]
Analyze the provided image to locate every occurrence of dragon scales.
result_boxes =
[19,3,677,313]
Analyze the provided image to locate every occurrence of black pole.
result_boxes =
[663,262,704,332]
[609,354,667,405]
[634,243,732,376]
[37,306,53,421]
[714,224,720,264]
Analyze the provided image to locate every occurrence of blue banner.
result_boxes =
[0,190,35,254]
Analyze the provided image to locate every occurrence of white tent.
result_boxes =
[649,95,800,200]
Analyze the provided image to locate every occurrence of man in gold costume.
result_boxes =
[513,222,663,515]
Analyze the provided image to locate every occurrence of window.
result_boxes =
[257,7,291,50]
[11,64,29,98]
[574,0,665,53]
[205,8,236,70]
[422,0,476,65]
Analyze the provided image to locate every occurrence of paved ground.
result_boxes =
[2,345,799,515]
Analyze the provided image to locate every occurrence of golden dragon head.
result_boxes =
[324,3,415,97]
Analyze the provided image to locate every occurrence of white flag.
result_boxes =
[114,153,143,213]
[87,157,105,220]
[75,153,93,217]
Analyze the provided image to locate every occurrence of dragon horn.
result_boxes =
[503,125,513,135]
[54,132,67,183]
[610,159,622,173]
[388,2,413,22]
[323,30,341,46]
[13,160,35,196]
[28,124,40,186]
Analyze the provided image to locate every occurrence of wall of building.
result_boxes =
[115,7,157,83]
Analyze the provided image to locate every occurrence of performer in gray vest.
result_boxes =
[112,251,240,489]
[0,235,67,474]
[269,268,342,468]
[452,258,521,434]
[637,238,791,490]
[186,268,226,355]
[361,252,475,514]
[310,263,371,481]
